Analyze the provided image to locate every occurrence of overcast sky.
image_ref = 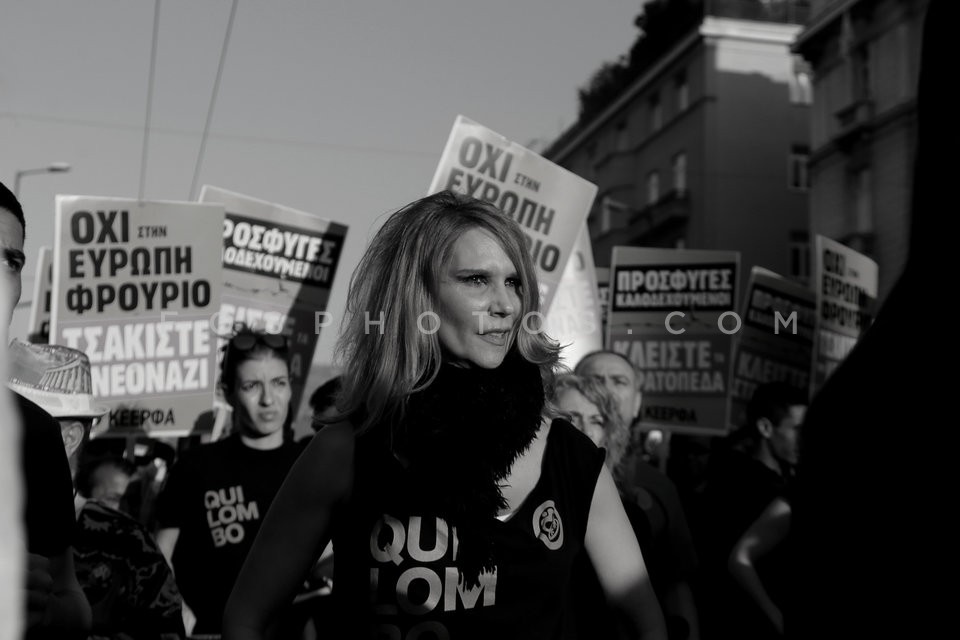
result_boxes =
[2,0,642,413]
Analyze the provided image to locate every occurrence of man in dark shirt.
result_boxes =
[2,179,90,638]
[696,382,806,639]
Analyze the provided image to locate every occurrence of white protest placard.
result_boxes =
[608,246,740,435]
[27,245,52,343]
[729,267,816,428]
[200,186,348,421]
[543,224,603,369]
[428,115,597,312]
[50,196,225,436]
[811,235,878,394]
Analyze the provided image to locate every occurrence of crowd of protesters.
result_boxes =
[0,179,830,640]
[2,1,945,634]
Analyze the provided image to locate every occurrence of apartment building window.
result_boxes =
[853,46,871,100]
[649,93,662,132]
[854,168,873,232]
[615,120,629,152]
[675,72,689,111]
[600,195,631,234]
[790,57,813,105]
[788,145,810,191]
[646,171,660,206]
[583,143,597,181]
[672,152,687,194]
[789,232,810,281]
[599,199,611,234]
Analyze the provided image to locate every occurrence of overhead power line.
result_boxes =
[139,0,161,202]
[190,0,239,201]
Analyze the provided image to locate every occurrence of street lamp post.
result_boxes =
[13,162,71,198]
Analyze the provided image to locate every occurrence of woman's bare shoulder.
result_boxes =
[309,420,357,450]
[293,421,357,499]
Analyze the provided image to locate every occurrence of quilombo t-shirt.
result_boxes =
[332,419,605,640]
[155,435,304,634]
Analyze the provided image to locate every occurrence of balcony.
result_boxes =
[589,189,692,266]
[834,97,874,150]
[629,188,691,241]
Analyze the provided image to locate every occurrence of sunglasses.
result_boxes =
[229,332,288,352]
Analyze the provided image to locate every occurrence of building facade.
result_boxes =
[546,0,814,294]
[794,0,929,302]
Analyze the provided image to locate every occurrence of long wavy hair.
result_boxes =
[553,373,631,480]
[335,190,561,435]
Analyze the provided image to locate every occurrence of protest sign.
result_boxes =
[543,224,603,368]
[608,247,740,435]
[811,235,878,394]
[50,196,225,436]
[199,186,348,420]
[428,115,597,311]
[729,267,816,428]
[27,245,52,343]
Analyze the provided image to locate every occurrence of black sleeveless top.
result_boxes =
[331,418,605,639]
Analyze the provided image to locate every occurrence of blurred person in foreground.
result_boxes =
[223,191,668,639]
[2,179,91,639]
[788,2,951,637]
[1,274,23,640]
[7,339,185,639]
[575,350,699,640]
[155,326,306,637]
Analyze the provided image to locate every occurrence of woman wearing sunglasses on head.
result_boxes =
[223,191,667,640]
[154,325,307,638]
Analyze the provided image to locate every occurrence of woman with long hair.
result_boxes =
[223,191,666,639]
[156,325,305,637]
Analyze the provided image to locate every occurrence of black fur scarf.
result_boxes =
[395,348,545,588]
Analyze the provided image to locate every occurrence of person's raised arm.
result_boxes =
[585,466,669,640]
[222,421,354,640]
[727,496,791,635]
